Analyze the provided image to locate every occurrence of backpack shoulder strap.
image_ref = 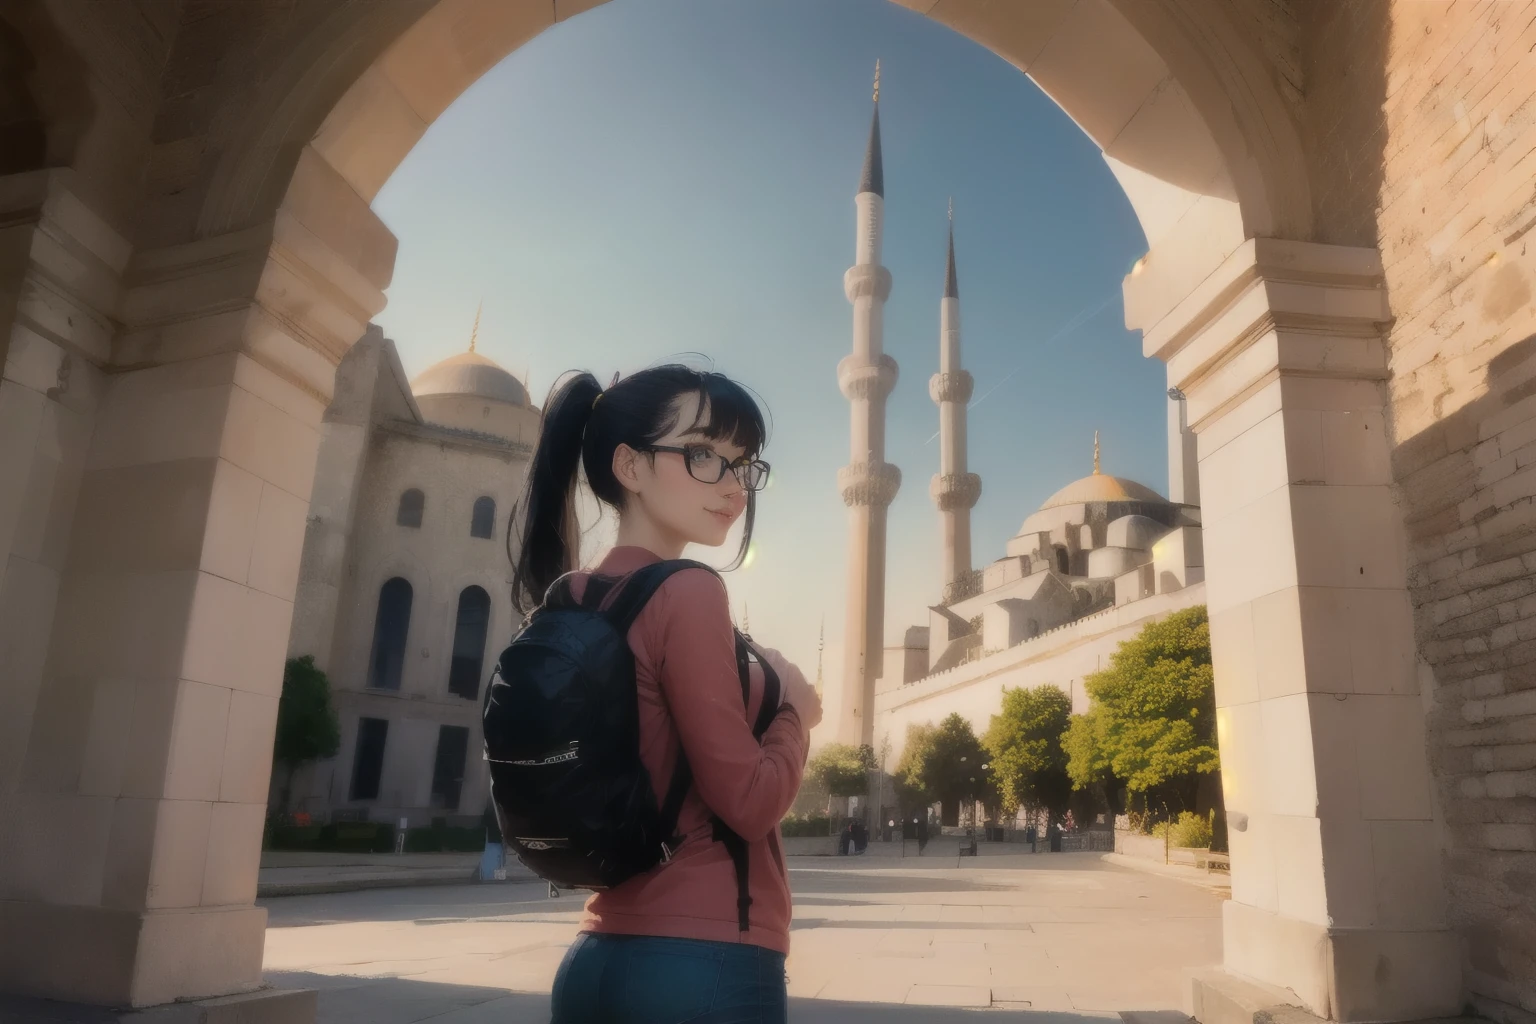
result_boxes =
[744,635,781,739]
[602,558,717,637]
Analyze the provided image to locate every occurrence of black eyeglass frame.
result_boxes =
[637,444,771,490]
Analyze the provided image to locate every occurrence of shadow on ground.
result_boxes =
[265,971,1142,1024]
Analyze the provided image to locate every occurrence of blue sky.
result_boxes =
[373,0,1160,694]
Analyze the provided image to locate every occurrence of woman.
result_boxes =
[511,364,823,1023]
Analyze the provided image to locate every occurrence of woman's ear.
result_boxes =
[612,443,644,495]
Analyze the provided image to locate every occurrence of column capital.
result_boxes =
[838,353,898,401]
[838,460,901,508]
[843,264,892,302]
[930,472,981,510]
[1143,238,1390,432]
[0,169,133,373]
[929,370,973,404]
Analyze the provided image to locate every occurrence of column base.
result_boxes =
[0,988,314,1023]
[0,901,266,1008]
[1217,902,1463,1023]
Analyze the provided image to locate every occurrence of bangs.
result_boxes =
[677,373,768,455]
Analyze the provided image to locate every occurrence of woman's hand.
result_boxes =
[760,647,822,731]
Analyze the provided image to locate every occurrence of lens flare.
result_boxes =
[742,541,759,570]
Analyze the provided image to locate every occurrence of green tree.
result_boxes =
[1064,606,1218,809]
[984,685,1072,825]
[892,723,936,812]
[917,713,993,826]
[273,655,342,815]
[807,742,876,799]
[1063,706,1113,791]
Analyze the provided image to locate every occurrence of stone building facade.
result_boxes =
[1,2,1534,1022]
[277,326,537,829]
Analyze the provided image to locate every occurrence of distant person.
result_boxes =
[852,818,868,854]
[917,817,930,853]
[502,367,823,1023]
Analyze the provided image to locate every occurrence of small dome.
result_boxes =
[1107,514,1168,550]
[1038,473,1166,511]
[411,351,528,407]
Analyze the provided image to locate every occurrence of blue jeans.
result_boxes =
[550,932,788,1023]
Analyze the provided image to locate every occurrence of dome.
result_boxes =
[411,350,528,407]
[1107,514,1169,550]
[1038,473,1167,511]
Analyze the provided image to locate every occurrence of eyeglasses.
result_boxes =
[638,444,771,491]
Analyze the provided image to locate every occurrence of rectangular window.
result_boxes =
[349,717,389,801]
[430,725,470,811]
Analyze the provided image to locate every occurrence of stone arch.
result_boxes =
[0,4,1464,1021]
[169,0,1312,329]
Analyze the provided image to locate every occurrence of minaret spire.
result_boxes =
[931,202,981,603]
[858,61,884,198]
[815,616,825,697]
[836,65,900,748]
[943,199,958,299]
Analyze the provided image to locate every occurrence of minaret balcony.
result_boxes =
[843,264,893,302]
[838,353,899,401]
[930,472,981,510]
[838,460,902,508]
[928,370,974,404]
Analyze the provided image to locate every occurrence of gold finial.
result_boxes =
[1093,431,1101,475]
[873,59,880,103]
[468,301,482,353]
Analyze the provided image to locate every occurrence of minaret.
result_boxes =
[836,61,901,748]
[930,201,982,604]
[815,616,825,699]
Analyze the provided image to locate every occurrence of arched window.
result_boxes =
[448,586,491,700]
[1054,546,1070,574]
[470,496,495,539]
[367,577,413,690]
[397,488,424,528]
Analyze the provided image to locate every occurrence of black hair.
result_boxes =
[508,363,769,614]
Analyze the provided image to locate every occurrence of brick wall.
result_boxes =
[1366,3,1536,1020]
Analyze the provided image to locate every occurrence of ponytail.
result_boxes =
[510,371,603,614]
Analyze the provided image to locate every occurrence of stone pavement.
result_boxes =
[261,851,1223,1021]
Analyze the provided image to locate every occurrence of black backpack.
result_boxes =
[482,558,781,931]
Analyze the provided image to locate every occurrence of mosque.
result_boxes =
[275,313,538,828]
[828,67,1207,769]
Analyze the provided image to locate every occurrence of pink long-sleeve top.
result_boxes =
[569,545,810,954]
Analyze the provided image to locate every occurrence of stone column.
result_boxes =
[0,157,385,1010]
[1142,238,1459,1022]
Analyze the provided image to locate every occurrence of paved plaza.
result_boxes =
[261,852,1224,1022]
